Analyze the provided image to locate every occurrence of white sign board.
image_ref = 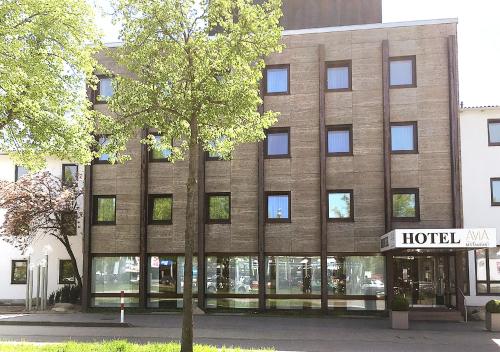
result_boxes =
[380,228,497,252]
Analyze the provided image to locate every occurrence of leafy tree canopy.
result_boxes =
[0,0,101,170]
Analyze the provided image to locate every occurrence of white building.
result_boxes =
[460,106,500,308]
[0,155,84,305]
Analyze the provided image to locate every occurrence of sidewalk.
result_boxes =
[0,312,499,351]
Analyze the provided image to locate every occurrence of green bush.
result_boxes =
[486,300,500,313]
[48,285,81,305]
[391,295,409,311]
[0,341,273,351]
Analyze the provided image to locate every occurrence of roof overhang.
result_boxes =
[380,228,497,252]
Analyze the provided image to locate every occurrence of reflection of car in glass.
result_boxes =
[206,275,251,293]
[361,279,385,295]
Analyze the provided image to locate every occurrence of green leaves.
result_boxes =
[0,0,101,170]
[105,0,283,159]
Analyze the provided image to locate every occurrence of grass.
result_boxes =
[0,341,273,352]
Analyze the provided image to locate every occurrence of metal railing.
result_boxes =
[458,287,467,323]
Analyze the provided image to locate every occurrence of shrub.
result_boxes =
[486,300,500,313]
[49,285,81,305]
[391,295,409,311]
[48,292,55,306]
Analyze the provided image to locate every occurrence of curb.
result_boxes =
[0,321,132,328]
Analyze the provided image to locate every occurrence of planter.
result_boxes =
[391,310,409,330]
[486,312,500,332]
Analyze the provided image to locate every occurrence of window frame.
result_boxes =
[94,74,114,104]
[389,56,417,89]
[92,195,117,225]
[265,191,292,223]
[61,211,77,236]
[58,259,76,285]
[491,178,500,206]
[14,165,28,181]
[475,248,500,296]
[264,127,291,159]
[62,164,79,186]
[11,260,28,285]
[390,121,419,154]
[93,134,111,165]
[326,125,353,157]
[327,189,354,222]
[391,188,420,221]
[264,64,290,96]
[149,133,173,162]
[325,60,352,92]
[488,119,500,146]
[205,192,231,224]
[148,194,173,225]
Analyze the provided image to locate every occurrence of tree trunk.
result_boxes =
[181,119,199,352]
[58,235,83,288]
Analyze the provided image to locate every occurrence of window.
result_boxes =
[93,196,116,225]
[266,192,291,223]
[328,190,354,221]
[206,137,227,161]
[265,65,289,95]
[62,164,78,186]
[11,260,27,284]
[148,256,198,309]
[148,194,173,224]
[476,248,500,295]
[392,188,420,221]
[149,134,172,162]
[266,256,321,295]
[326,61,352,91]
[391,122,418,153]
[389,56,416,88]
[206,256,259,295]
[59,260,76,284]
[492,178,500,206]
[95,135,110,163]
[265,128,290,158]
[206,193,231,223]
[14,165,28,181]
[96,76,113,102]
[327,125,352,156]
[61,211,77,236]
[488,119,500,146]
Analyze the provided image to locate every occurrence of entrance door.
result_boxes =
[393,256,453,308]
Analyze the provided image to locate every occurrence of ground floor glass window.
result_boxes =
[476,247,500,294]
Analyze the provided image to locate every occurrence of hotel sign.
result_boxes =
[380,228,497,252]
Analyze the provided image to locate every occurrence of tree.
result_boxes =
[0,0,101,170]
[102,1,283,350]
[0,172,83,288]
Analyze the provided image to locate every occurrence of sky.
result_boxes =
[94,0,500,107]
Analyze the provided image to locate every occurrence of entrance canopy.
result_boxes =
[381,228,497,252]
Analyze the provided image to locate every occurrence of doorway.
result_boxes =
[393,255,455,308]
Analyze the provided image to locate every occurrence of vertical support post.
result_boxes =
[120,290,125,323]
[257,78,266,312]
[42,254,48,310]
[318,44,328,313]
[36,265,41,310]
[25,256,30,310]
[197,144,206,310]
[81,163,93,311]
[28,266,33,311]
[40,265,45,311]
[139,128,149,309]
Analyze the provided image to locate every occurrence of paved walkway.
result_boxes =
[0,312,499,351]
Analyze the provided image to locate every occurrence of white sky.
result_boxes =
[94,0,500,107]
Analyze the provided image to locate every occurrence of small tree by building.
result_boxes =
[0,172,83,287]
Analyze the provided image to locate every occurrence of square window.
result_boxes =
[206,137,228,161]
[97,76,113,102]
[266,192,290,223]
[59,260,76,284]
[14,165,28,181]
[390,57,416,88]
[11,260,27,284]
[206,193,231,223]
[265,128,290,158]
[150,135,172,161]
[488,120,500,146]
[148,195,173,224]
[61,211,77,236]
[391,122,418,153]
[95,135,110,163]
[492,179,500,206]
[62,164,78,186]
[327,126,352,156]
[326,61,351,91]
[328,191,353,221]
[93,196,116,225]
[265,66,289,95]
[392,189,419,221]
